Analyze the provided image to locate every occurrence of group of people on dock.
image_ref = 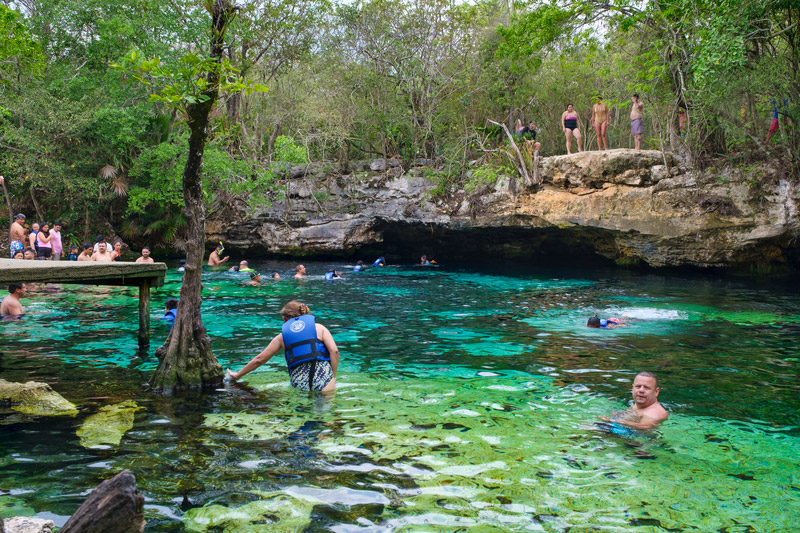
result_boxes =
[8,210,154,264]
[513,94,645,155]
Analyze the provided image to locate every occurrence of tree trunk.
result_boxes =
[60,470,145,533]
[29,186,43,221]
[150,0,233,391]
[1,177,12,226]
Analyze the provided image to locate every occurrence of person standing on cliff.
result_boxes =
[592,96,610,150]
[630,94,644,150]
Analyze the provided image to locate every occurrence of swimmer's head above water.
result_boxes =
[280,300,310,321]
[587,315,601,328]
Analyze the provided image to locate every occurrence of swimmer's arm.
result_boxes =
[320,325,339,377]
[226,334,283,381]
[613,414,666,430]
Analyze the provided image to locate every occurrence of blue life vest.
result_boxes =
[353,265,364,272]
[164,308,177,328]
[372,257,384,267]
[281,314,330,370]
[324,271,334,281]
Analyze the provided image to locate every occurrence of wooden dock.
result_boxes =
[0,259,167,350]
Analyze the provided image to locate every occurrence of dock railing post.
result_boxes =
[138,279,151,351]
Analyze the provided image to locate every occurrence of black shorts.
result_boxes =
[37,248,52,258]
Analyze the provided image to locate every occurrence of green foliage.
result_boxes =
[465,164,503,193]
[0,5,45,86]
[114,49,268,118]
[273,135,308,164]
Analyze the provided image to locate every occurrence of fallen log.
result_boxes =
[60,470,145,533]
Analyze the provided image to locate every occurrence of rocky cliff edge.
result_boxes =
[207,149,799,271]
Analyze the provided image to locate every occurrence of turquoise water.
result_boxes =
[1,262,799,531]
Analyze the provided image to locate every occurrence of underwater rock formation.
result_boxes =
[0,379,77,417]
[76,400,141,448]
[208,150,800,271]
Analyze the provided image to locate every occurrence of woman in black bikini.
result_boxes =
[561,103,582,154]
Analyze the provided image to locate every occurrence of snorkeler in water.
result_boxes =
[587,315,626,328]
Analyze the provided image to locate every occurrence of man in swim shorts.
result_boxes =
[1,284,26,316]
[9,213,26,258]
[592,96,610,150]
[630,93,644,150]
[601,372,668,430]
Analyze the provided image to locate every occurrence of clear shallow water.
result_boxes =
[1,262,799,531]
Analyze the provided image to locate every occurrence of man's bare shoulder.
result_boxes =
[642,402,668,421]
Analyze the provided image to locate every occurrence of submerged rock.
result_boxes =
[0,379,77,417]
[2,517,55,533]
[76,400,141,448]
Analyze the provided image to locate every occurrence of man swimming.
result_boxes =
[600,372,669,430]
[243,272,263,286]
[587,315,625,328]
[1,284,26,316]
[294,264,307,279]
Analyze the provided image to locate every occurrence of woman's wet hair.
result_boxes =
[587,315,601,328]
[281,300,309,321]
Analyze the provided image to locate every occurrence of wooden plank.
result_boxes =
[0,259,166,287]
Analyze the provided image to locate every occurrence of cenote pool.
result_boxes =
[1,261,799,531]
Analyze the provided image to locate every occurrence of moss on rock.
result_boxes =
[0,379,77,417]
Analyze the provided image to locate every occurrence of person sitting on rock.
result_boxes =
[1,284,26,317]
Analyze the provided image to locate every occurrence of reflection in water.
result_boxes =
[0,261,799,531]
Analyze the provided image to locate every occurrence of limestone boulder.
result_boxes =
[3,517,55,533]
[0,379,77,417]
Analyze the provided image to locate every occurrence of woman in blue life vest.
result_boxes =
[226,300,340,392]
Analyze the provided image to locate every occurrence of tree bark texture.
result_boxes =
[150,0,233,391]
[60,470,145,533]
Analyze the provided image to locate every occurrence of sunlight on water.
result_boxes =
[1,261,799,531]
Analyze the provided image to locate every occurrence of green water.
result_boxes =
[1,262,799,531]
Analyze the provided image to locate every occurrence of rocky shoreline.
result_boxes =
[207,149,799,272]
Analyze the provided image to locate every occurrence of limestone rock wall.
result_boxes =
[208,151,800,271]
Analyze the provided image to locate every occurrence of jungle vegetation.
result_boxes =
[1,0,798,249]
